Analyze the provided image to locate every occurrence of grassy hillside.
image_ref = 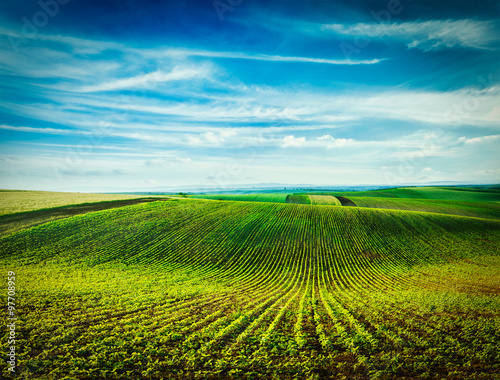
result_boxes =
[0,190,147,216]
[351,197,500,220]
[2,199,499,379]
[327,186,500,202]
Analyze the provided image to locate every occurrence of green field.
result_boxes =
[191,193,289,203]
[1,190,500,379]
[191,187,500,219]
[308,195,342,206]
[0,190,146,216]
[350,197,500,220]
[326,186,500,202]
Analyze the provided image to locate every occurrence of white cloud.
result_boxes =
[53,97,299,122]
[186,130,238,146]
[0,26,382,68]
[459,134,500,144]
[3,24,497,130]
[331,86,500,126]
[317,135,355,148]
[182,49,382,65]
[282,135,306,147]
[79,66,209,92]
[203,130,237,144]
[324,19,498,51]
[42,82,500,128]
[422,167,433,172]
[0,124,92,135]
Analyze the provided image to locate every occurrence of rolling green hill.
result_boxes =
[183,187,500,222]
[350,197,500,220]
[2,199,499,379]
[327,186,500,202]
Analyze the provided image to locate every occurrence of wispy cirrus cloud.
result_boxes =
[0,124,92,135]
[1,1,500,190]
[0,26,383,68]
[78,66,211,92]
[324,19,499,51]
[4,79,499,136]
[156,48,383,65]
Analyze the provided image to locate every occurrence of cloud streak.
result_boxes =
[324,19,499,51]
[78,66,210,92]
[0,124,92,135]
[158,48,383,65]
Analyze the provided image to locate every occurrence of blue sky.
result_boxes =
[0,0,499,192]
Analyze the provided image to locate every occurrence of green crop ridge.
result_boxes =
[349,196,500,220]
[1,199,499,379]
[325,186,500,202]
